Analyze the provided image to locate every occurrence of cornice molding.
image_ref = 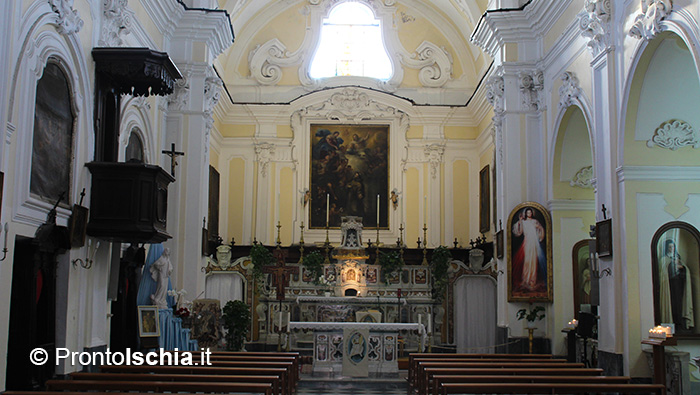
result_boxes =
[617,165,700,182]
[548,199,595,211]
[471,0,572,58]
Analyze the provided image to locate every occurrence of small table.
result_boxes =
[642,336,677,389]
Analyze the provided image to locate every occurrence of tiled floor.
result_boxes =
[297,373,408,395]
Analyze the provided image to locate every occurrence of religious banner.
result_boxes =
[342,327,369,377]
[309,124,389,229]
[507,202,553,302]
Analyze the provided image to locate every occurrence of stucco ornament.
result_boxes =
[49,0,84,35]
[99,0,133,47]
[646,119,699,150]
[559,72,582,110]
[519,70,544,112]
[255,142,276,178]
[578,0,611,56]
[424,143,445,179]
[629,0,673,40]
[570,166,594,189]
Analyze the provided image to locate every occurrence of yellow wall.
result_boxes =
[452,160,469,245]
[406,167,420,247]
[407,125,424,139]
[210,148,219,169]
[544,1,582,53]
[228,158,246,242]
[217,123,256,138]
[277,124,294,138]
[445,125,480,140]
[280,167,294,245]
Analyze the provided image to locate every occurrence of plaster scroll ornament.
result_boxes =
[204,76,223,117]
[167,76,190,112]
[401,41,453,88]
[629,0,673,40]
[519,70,544,112]
[485,76,505,115]
[570,166,594,189]
[254,142,276,178]
[646,119,700,150]
[248,39,304,86]
[559,72,582,110]
[132,96,151,111]
[49,0,84,35]
[424,143,445,179]
[577,0,611,56]
[290,88,408,125]
[99,0,133,47]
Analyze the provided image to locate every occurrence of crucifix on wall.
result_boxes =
[263,249,299,301]
[161,143,184,177]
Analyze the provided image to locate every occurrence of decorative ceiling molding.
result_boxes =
[518,70,544,112]
[577,0,610,57]
[558,71,581,110]
[99,0,133,47]
[570,165,594,189]
[629,0,673,40]
[48,0,84,35]
[290,87,410,126]
[246,1,453,93]
[646,119,699,150]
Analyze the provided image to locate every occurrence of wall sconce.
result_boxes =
[72,239,100,269]
[0,222,8,261]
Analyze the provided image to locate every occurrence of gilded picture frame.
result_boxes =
[506,201,553,302]
[137,305,160,337]
[572,239,593,320]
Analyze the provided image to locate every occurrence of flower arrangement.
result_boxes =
[167,288,189,310]
[174,306,190,318]
[317,275,332,293]
[516,305,545,322]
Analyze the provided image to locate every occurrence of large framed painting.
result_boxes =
[507,202,552,302]
[309,124,389,229]
[479,165,490,233]
[651,221,700,337]
[572,239,594,319]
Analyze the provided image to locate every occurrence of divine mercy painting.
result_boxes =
[507,202,553,302]
[309,124,389,229]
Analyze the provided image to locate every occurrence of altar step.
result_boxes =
[298,372,407,395]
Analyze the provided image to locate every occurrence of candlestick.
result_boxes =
[422,223,428,265]
[376,194,380,227]
[276,221,282,247]
[326,193,330,226]
[298,221,305,263]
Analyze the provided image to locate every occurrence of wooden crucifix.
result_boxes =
[161,143,185,177]
[263,248,299,301]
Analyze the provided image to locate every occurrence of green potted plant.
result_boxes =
[430,246,451,301]
[379,250,403,285]
[222,300,251,351]
[516,305,545,328]
[249,243,273,290]
[302,250,324,285]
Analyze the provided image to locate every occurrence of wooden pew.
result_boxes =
[439,382,666,395]
[44,379,272,395]
[70,372,283,395]
[415,361,585,394]
[100,365,292,395]
[430,375,630,395]
[407,353,554,386]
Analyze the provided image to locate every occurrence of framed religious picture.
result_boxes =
[479,165,490,233]
[68,204,88,248]
[309,124,389,229]
[507,202,553,302]
[138,305,160,337]
[496,230,504,259]
[651,221,700,337]
[596,219,613,257]
[572,239,594,320]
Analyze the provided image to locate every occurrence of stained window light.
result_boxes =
[309,2,393,80]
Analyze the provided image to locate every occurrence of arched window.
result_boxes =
[125,128,144,162]
[31,61,75,202]
[309,2,392,80]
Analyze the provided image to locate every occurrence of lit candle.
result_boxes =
[326,193,330,226]
[376,194,380,227]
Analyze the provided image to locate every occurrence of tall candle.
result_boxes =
[427,313,432,333]
[326,194,330,226]
[376,194,380,227]
[276,192,280,224]
[418,314,422,326]
[3,222,7,247]
[287,312,291,333]
[423,195,427,224]
[279,311,283,333]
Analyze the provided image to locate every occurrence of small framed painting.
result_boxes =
[596,219,613,258]
[138,305,160,337]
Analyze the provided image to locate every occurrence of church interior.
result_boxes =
[1,0,700,394]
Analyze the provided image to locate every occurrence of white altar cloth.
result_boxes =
[290,321,423,332]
